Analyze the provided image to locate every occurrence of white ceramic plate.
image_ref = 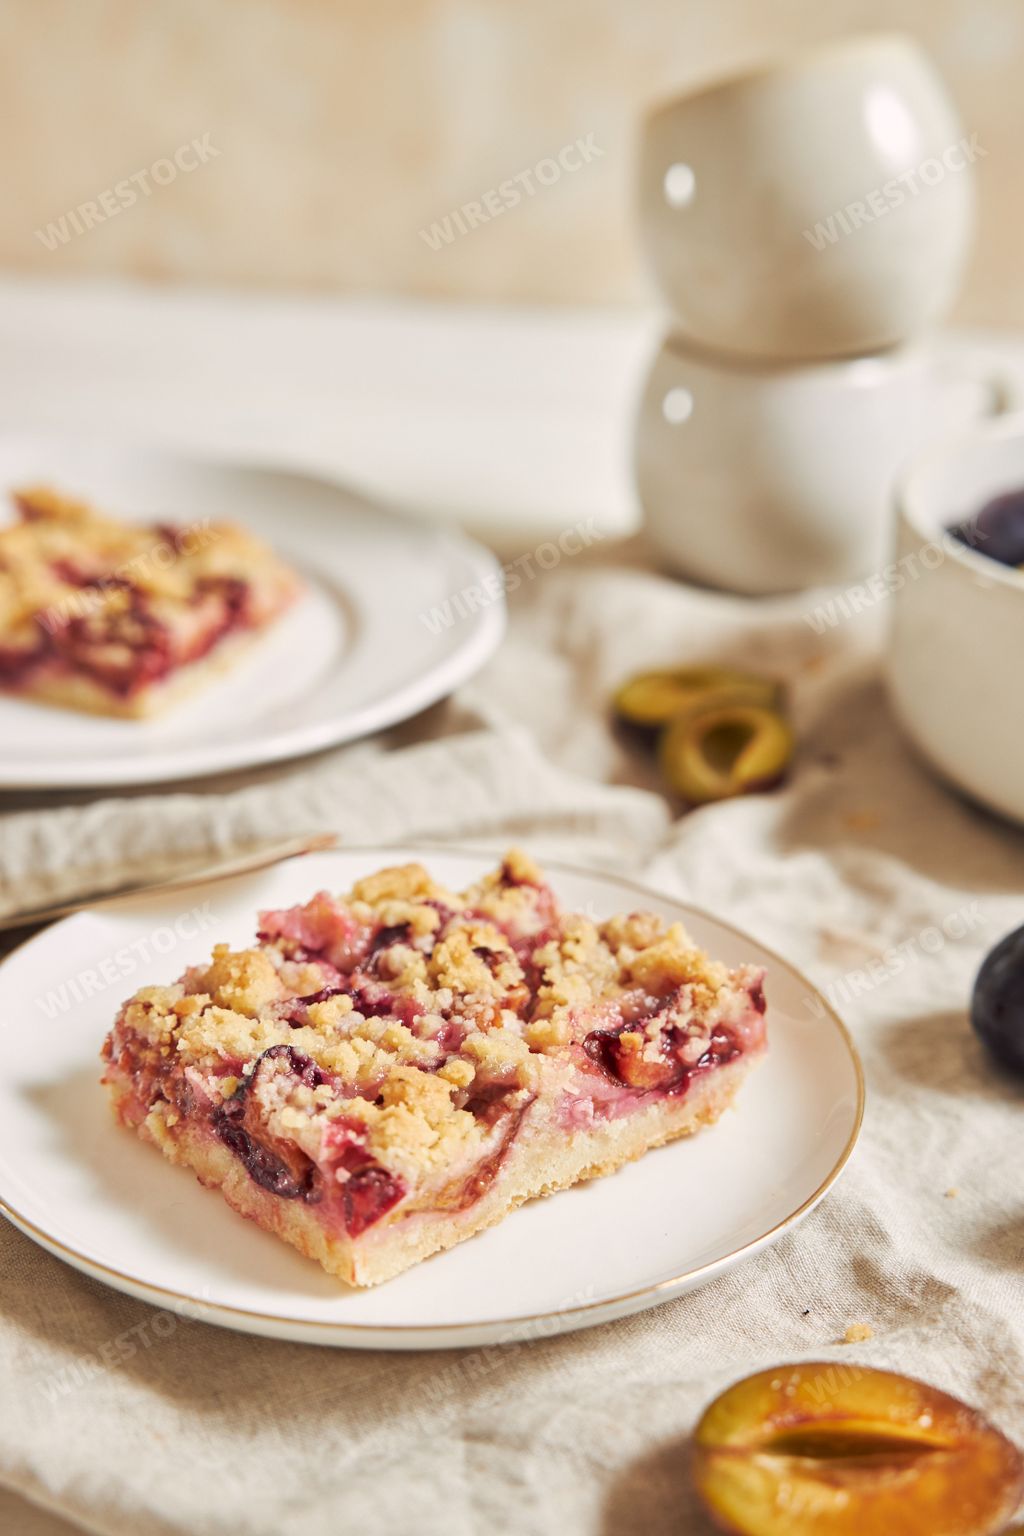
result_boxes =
[0,439,504,788]
[0,848,863,1350]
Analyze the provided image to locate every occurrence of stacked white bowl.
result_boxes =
[634,33,1010,594]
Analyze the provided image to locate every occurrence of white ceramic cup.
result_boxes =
[637,33,976,361]
[887,416,1024,826]
[635,335,1016,594]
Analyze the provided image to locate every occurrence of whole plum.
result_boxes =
[971,924,1024,1075]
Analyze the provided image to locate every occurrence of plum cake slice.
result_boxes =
[101,851,767,1286]
[0,485,300,717]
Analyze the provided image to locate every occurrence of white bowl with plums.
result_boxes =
[887,414,1024,825]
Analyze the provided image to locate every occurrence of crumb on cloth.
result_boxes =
[842,810,881,832]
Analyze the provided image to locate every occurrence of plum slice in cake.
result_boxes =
[0,485,300,717]
[101,852,767,1286]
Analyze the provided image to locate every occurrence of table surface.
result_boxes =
[3,279,1024,1536]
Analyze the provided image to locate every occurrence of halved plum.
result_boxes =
[342,1166,406,1236]
[211,1045,326,1201]
[693,1362,1024,1536]
[583,1018,738,1093]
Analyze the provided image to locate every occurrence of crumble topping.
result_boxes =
[349,861,456,909]
[461,849,555,938]
[0,485,299,711]
[619,927,729,1002]
[599,910,666,954]
[2,486,286,614]
[428,922,525,1001]
[103,851,767,1232]
[201,945,286,1017]
[305,994,355,1030]
[355,1066,485,1177]
[531,915,619,1016]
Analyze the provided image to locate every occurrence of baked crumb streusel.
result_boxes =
[0,485,300,717]
[102,851,767,1285]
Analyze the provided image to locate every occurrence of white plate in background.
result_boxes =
[0,849,864,1349]
[0,439,504,788]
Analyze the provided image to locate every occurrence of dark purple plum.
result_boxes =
[369,923,411,953]
[950,488,1024,569]
[213,1108,318,1200]
[971,924,1024,1075]
[582,1021,738,1092]
[211,1045,326,1199]
[342,1166,405,1235]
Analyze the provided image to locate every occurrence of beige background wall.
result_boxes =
[3,0,1022,323]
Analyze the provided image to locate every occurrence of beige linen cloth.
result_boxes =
[2,550,1023,1536]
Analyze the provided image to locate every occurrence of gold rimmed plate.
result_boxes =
[0,848,863,1349]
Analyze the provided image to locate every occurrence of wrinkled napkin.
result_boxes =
[2,548,1023,1536]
